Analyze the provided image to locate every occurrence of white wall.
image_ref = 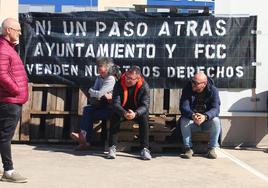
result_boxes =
[215,0,268,113]
[0,0,18,24]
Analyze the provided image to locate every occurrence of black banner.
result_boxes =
[19,11,257,88]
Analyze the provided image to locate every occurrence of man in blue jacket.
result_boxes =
[180,72,221,159]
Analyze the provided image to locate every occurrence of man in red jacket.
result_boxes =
[0,18,28,183]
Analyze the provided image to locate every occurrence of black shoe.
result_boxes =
[180,148,193,159]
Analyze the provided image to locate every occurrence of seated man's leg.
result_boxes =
[180,116,201,159]
[71,105,94,148]
[201,117,221,159]
[136,113,151,160]
[180,117,202,148]
[107,113,122,159]
[108,113,122,147]
[136,113,149,149]
[88,106,112,142]
[201,117,221,148]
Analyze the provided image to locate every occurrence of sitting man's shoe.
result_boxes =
[1,171,27,183]
[140,148,152,160]
[180,147,194,159]
[71,132,90,151]
[207,148,217,159]
[74,143,91,151]
[70,132,80,142]
[107,145,116,159]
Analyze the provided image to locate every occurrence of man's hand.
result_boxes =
[104,93,112,100]
[124,109,136,120]
[192,113,206,126]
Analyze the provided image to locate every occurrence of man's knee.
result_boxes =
[210,117,221,128]
[180,117,192,128]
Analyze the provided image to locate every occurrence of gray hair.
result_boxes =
[96,57,114,73]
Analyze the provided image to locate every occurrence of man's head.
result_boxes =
[191,72,208,93]
[125,66,141,87]
[1,18,21,44]
[96,57,113,78]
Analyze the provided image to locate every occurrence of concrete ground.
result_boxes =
[1,144,268,188]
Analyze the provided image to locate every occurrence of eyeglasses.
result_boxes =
[126,75,137,81]
[191,79,204,86]
[9,27,21,33]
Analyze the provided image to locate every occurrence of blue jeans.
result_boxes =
[180,116,221,148]
[80,105,112,143]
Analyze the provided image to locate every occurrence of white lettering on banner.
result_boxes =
[167,66,244,78]
[124,22,135,36]
[84,65,98,77]
[158,21,170,36]
[187,20,198,37]
[35,20,51,35]
[62,21,87,36]
[195,44,226,59]
[174,21,185,36]
[165,44,176,58]
[26,64,78,76]
[96,22,106,37]
[215,19,227,36]
[96,21,148,37]
[200,20,212,36]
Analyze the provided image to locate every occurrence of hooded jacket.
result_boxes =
[112,73,150,117]
[0,36,28,104]
[179,77,220,120]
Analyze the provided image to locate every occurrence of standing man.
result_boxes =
[180,72,221,159]
[0,18,28,183]
[107,66,151,160]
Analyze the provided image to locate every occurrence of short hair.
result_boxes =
[127,65,141,76]
[96,57,114,72]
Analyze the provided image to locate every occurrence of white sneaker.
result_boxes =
[1,171,27,183]
[140,148,152,160]
[107,145,116,159]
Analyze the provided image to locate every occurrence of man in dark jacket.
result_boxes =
[180,72,221,159]
[107,66,151,160]
[0,18,28,183]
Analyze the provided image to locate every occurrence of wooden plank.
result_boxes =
[54,88,66,139]
[32,84,72,88]
[30,87,43,140]
[70,88,79,133]
[45,88,57,139]
[169,89,181,114]
[152,89,164,114]
[20,83,33,141]
[30,111,76,115]
[149,89,154,114]
[78,88,88,115]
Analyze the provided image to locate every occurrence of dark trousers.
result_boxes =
[108,113,149,149]
[0,103,22,171]
[79,105,112,143]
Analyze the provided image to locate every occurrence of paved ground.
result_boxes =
[1,144,268,188]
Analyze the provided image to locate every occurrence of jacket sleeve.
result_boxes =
[89,76,115,99]
[135,82,150,116]
[112,82,127,117]
[179,85,194,119]
[0,52,19,96]
[204,87,221,120]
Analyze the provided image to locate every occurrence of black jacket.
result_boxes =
[112,78,150,117]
